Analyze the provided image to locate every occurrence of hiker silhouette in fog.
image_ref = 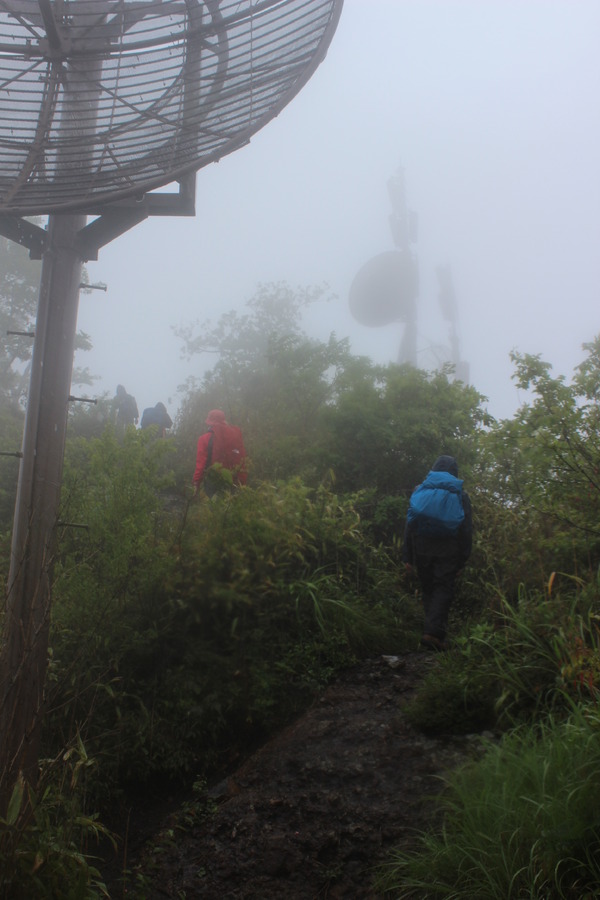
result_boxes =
[193,409,247,498]
[403,455,472,652]
[113,384,139,430]
[140,401,173,437]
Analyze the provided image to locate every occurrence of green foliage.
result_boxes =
[407,581,600,738]
[15,288,600,893]
[175,281,339,483]
[7,259,600,895]
[465,483,539,605]
[392,561,600,898]
[0,234,41,407]
[479,592,586,724]
[175,282,489,495]
[46,429,181,790]
[46,433,410,805]
[0,235,39,534]
[0,232,99,542]
[327,362,488,496]
[405,631,498,735]
[481,337,600,577]
[33,283,503,827]
[0,741,113,899]
[0,231,95,408]
[379,709,600,898]
[3,265,600,897]
[66,393,115,441]
[167,480,409,746]
[369,493,407,544]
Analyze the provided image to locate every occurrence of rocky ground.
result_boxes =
[104,651,489,899]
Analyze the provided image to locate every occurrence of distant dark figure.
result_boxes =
[140,402,173,437]
[403,455,472,652]
[193,409,247,498]
[113,384,139,429]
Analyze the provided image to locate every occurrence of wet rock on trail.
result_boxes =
[123,651,484,898]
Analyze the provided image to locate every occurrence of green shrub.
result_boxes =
[46,455,412,805]
[405,627,498,735]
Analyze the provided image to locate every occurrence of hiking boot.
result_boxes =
[420,634,449,653]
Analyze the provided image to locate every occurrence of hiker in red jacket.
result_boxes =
[193,409,247,497]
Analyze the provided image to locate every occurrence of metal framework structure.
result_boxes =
[0,0,343,807]
[0,0,342,215]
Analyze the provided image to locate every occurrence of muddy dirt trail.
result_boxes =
[111,651,487,898]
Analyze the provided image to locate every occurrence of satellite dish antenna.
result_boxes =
[348,249,417,327]
[349,167,418,364]
[0,0,344,804]
[0,0,343,217]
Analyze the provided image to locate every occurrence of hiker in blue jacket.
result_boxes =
[402,455,472,651]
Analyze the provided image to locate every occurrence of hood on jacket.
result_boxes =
[431,455,459,478]
[205,409,227,427]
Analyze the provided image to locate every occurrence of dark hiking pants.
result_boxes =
[415,554,461,641]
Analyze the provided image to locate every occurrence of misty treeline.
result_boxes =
[2,235,600,896]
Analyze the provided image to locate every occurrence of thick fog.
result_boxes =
[76,0,600,422]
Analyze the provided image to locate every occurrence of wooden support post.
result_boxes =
[0,213,85,809]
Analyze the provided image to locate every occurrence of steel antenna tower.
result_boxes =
[0,0,343,807]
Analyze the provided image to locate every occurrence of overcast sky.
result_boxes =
[76,0,600,423]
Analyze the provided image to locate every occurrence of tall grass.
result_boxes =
[478,588,600,724]
[0,740,114,899]
[382,579,600,898]
[378,707,600,899]
[407,585,600,738]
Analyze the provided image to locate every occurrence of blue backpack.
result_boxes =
[407,471,465,537]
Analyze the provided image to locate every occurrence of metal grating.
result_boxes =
[0,0,343,215]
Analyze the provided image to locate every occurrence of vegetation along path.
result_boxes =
[121,651,490,898]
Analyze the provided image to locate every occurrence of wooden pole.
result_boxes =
[0,213,85,809]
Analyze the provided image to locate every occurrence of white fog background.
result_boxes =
[76,0,600,423]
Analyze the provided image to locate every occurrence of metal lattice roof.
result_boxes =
[0,0,343,215]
